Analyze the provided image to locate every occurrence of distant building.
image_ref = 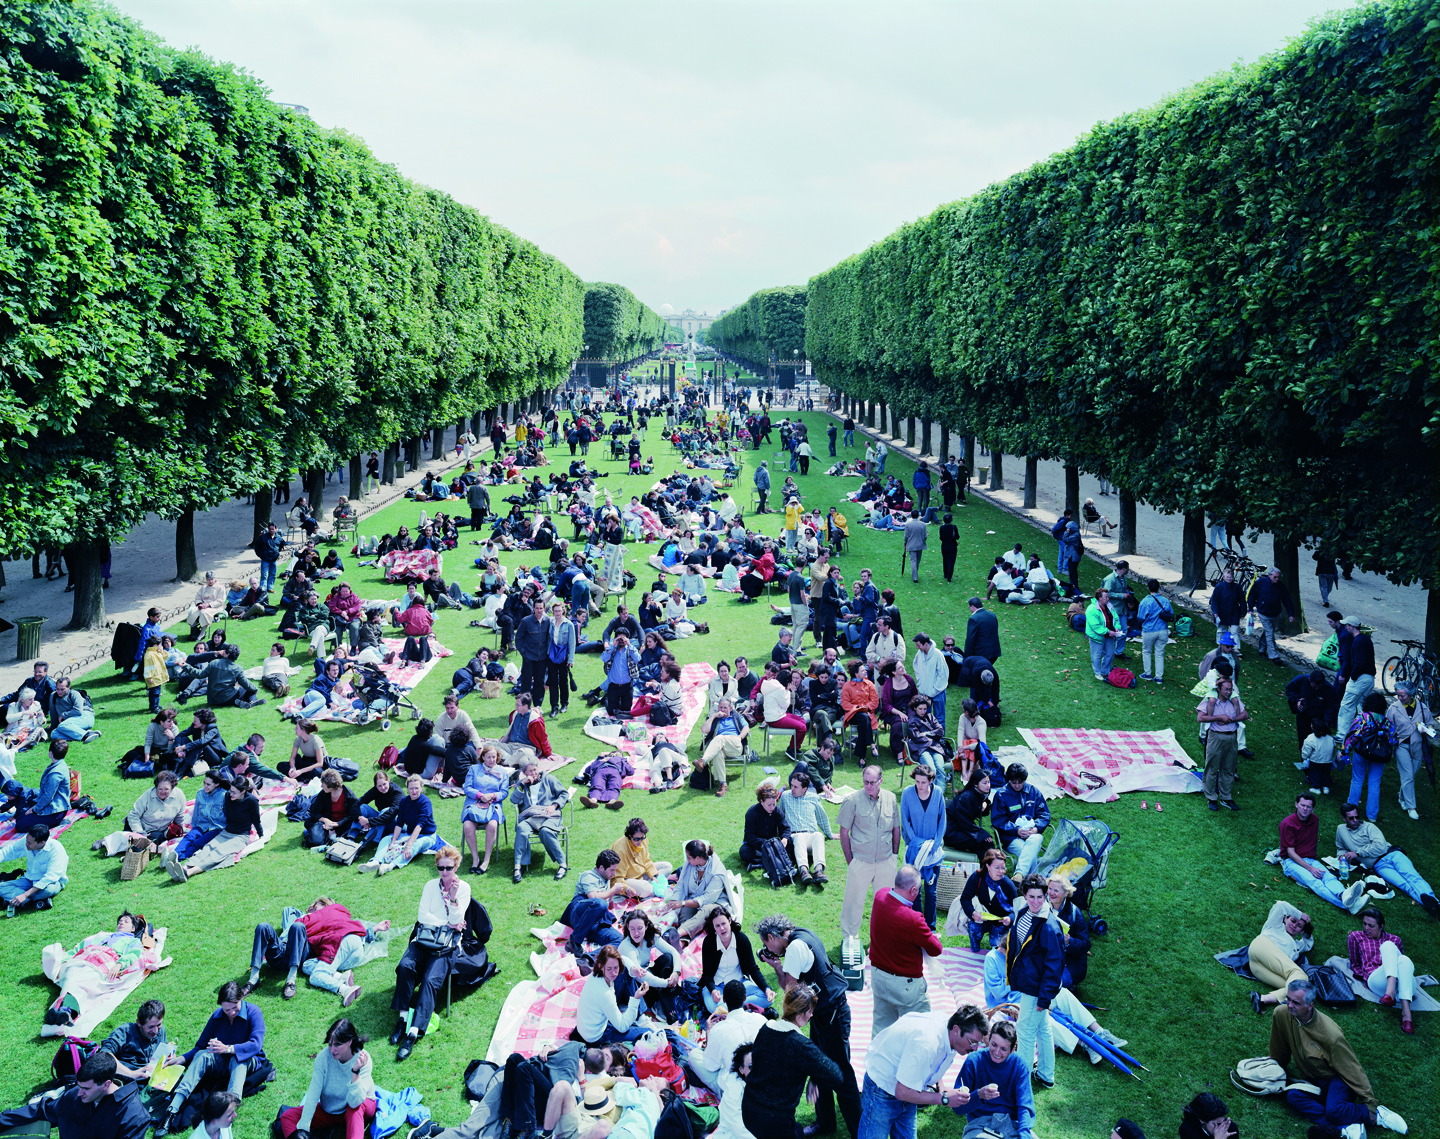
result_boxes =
[658,305,721,339]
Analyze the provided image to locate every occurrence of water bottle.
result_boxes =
[1338,858,1350,884]
[1246,613,1255,636]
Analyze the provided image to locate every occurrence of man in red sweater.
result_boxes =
[869,864,943,1035]
[496,693,552,766]
[246,899,390,1005]
[1279,792,1367,914]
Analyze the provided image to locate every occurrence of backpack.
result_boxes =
[758,837,794,887]
[377,744,399,770]
[653,1095,717,1139]
[1174,616,1194,637]
[1344,713,1397,764]
[1107,667,1136,689]
[1050,516,1067,541]
[51,1037,98,1086]
[688,764,713,791]
[1229,1056,1319,1098]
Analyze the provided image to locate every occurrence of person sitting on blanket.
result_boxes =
[299,661,359,724]
[397,719,446,782]
[301,771,361,849]
[617,910,685,1022]
[0,1049,150,1139]
[440,728,478,788]
[451,648,503,700]
[100,996,180,1083]
[496,692,553,767]
[93,771,185,858]
[246,897,391,1007]
[221,735,288,786]
[1267,977,1407,1137]
[1348,907,1419,1036]
[362,774,437,876]
[154,981,267,1138]
[1335,802,1439,916]
[608,817,674,899]
[561,849,627,954]
[577,945,654,1046]
[281,720,330,782]
[171,777,263,883]
[962,848,1017,951]
[350,769,403,849]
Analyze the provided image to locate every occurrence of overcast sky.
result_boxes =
[112,1,1345,315]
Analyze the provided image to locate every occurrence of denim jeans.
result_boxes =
[856,1074,916,1139]
[1283,1077,1371,1129]
[844,430,854,446]
[259,560,278,594]
[1282,856,1347,910]
[51,710,95,741]
[1088,636,1116,678]
[306,932,370,992]
[1256,614,1282,660]
[1347,760,1385,821]
[1373,849,1434,903]
[1335,674,1374,746]
[171,827,220,863]
[1006,834,1044,877]
[372,832,437,867]
[1016,992,1054,1082]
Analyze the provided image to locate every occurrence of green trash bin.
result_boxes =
[16,615,44,662]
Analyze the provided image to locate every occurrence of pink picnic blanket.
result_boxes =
[278,638,451,722]
[582,662,716,790]
[380,549,442,583]
[1016,726,1201,802]
[0,806,82,846]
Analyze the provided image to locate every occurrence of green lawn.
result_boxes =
[2,410,1433,1139]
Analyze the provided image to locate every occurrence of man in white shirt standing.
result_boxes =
[856,1006,987,1139]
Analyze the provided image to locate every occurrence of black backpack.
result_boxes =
[758,837,794,888]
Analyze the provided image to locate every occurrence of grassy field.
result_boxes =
[2,408,1433,1139]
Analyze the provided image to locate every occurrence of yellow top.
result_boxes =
[611,835,657,880]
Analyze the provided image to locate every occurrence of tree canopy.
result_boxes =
[707,285,807,367]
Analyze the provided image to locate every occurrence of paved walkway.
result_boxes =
[821,405,1427,673]
[0,430,471,692]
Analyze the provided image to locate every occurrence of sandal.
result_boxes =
[527,903,547,917]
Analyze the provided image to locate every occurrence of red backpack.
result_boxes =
[1107,667,1137,689]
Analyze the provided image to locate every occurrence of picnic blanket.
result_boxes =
[1016,727,1201,802]
[278,638,452,722]
[0,804,85,846]
[380,549,442,583]
[1322,956,1440,1012]
[41,927,172,1038]
[581,662,716,790]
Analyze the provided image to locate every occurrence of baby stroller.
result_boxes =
[353,663,423,724]
[1036,817,1119,933]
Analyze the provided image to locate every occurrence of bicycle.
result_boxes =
[1381,639,1440,705]
[1191,545,1260,597]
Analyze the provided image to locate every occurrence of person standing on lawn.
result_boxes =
[1197,675,1247,813]
[867,865,943,1036]
[1247,566,1295,667]
[903,511,927,584]
[838,766,901,939]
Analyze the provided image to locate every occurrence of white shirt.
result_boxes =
[759,678,791,723]
[576,974,642,1043]
[697,1008,765,1077]
[991,567,1016,591]
[865,1010,958,1097]
[782,937,816,979]
[1002,551,1025,573]
[188,1124,231,1139]
[714,935,742,985]
[712,1071,755,1139]
[417,877,471,929]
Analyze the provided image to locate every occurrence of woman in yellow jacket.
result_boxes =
[609,817,673,898]
[783,497,803,553]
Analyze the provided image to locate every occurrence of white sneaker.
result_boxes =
[1375,1104,1407,1134]
[1341,1124,1367,1139]
[1342,880,1369,913]
[358,861,378,873]
[377,861,394,877]
[1406,808,1419,820]
[1308,787,1322,796]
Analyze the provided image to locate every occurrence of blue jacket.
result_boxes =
[991,783,1049,848]
[34,757,72,817]
[1003,909,1064,1006]
[1248,575,1294,620]
[853,581,880,618]
[912,469,931,491]
[956,1049,1035,1139]
[754,466,770,491]
[1210,579,1245,625]
[255,531,287,565]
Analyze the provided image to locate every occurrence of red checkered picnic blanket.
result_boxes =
[278,638,451,722]
[620,662,715,790]
[1017,726,1199,801]
[380,548,442,583]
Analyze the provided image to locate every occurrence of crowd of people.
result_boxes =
[0,393,1428,1139]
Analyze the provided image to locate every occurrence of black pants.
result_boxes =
[547,660,571,713]
[942,546,957,582]
[818,613,838,650]
[471,508,486,530]
[251,921,310,973]
[809,1001,862,1136]
[756,488,768,512]
[605,682,633,718]
[392,943,453,1034]
[500,1054,557,1133]
[520,658,547,706]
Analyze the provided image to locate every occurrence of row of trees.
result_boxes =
[583,283,672,363]
[704,285,806,366]
[0,2,660,630]
[798,0,1439,645]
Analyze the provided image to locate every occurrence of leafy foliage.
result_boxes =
[708,285,807,367]
[582,282,670,362]
[805,0,1440,588]
[0,0,585,555]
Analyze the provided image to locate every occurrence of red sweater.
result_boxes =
[298,903,367,964]
[869,887,942,977]
[1279,812,1319,860]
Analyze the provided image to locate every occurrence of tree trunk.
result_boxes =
[381,443,395,485]
[471,412,483,439]
[906,416,916,448]
[253,488,273,549]
[1179,510,1207,590]
[990,447,1003,492]
[63,539,108,631]
[174,509,197,582]
[892,409,904,444]
[1024,456,1039,509]
[1273,536,1306,636]
[306,468,325,513]
[348,456,362,502]
[866,400,875,429]
[963,435,975,476]
[1064,465,1080,519]
[1118,491,1137,556]
[921,418,932,456]
[431,426,446,460]
[939,424,949,464]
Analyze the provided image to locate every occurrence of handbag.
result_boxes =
[414,923,461,951]
[120,836,151,881]
[325,838,362,866]
[479,678,503,699]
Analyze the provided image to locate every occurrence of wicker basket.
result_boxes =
[119,837,151,881]
[935,861,975,912]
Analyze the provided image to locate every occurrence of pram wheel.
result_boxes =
[410,707,421,720]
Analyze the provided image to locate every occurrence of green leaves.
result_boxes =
[708,285,807,368]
